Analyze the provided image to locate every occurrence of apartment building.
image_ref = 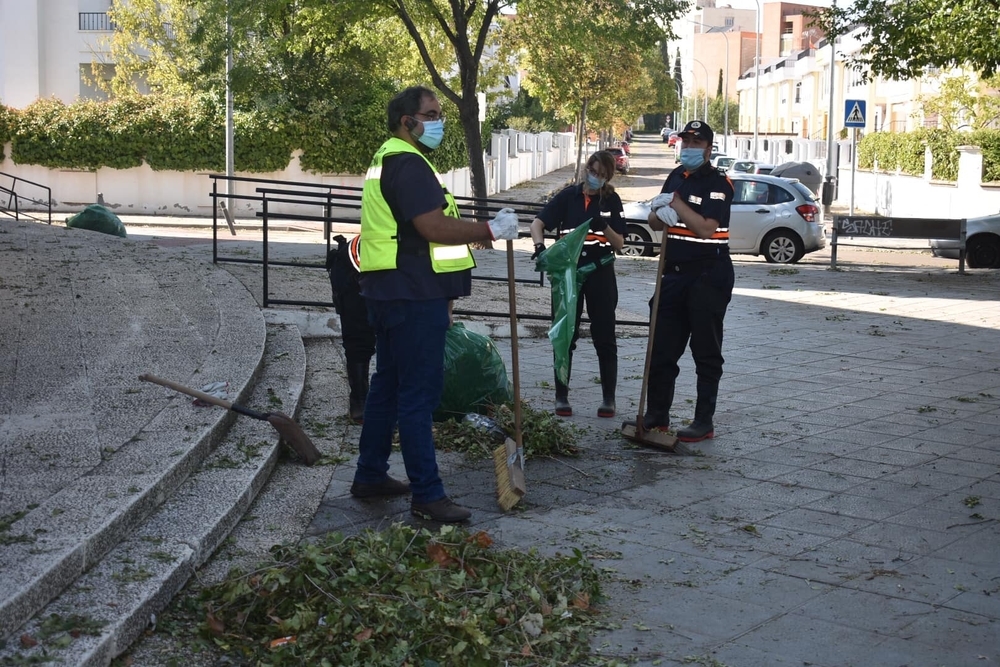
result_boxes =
[0,0,115,108]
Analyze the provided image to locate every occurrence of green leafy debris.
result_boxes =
[189,524,610,666]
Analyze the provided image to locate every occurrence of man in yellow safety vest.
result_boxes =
[349,85,519,523]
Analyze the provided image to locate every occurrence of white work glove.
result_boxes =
[655,205,679,226]
[649,192,675,211]
[488,207,520,241]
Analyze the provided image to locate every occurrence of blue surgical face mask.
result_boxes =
[680,147,707,171]
[417,119,445,150]
[585,172,605,190]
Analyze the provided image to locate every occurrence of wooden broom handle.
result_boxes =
[506,240,523,447]
[139,373,235,410]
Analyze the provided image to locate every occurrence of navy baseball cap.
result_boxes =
[678,120,714,144]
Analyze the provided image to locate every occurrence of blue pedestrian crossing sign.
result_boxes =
[844,99,866,128]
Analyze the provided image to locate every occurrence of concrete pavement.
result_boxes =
[2,135,998,666]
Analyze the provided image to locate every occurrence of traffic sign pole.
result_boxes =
[850,128,857,216]
[843,99,866,217]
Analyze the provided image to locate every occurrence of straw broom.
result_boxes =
[495,239,527,510]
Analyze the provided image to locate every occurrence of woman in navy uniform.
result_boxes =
[528,151,626,418]
[645,120,735,442]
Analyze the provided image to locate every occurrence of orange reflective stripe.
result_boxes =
[666,226,729,240]
[348,235,362,272]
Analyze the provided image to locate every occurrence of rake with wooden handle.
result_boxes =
[139,373,321,465]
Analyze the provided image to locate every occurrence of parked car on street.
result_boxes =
[620,173,826,263]
[715,156,736,172]
[660,127,673,142]
[730,160,776,175]
[608,147,630,174]
[930,211,1000,268]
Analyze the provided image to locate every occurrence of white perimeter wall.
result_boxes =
[1,132,579,217]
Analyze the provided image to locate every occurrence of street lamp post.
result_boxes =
[692,59,709,122]
[752,0,761,160]
[688,20,731,153]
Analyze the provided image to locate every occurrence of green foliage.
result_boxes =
[0,104,14,161]
[194,524,609,666]
[814,0,1000,79]
[12,98,147,170]
[707,96,738,138]
[434,401,582,458]
[487,88,562,134]
[856,128,1000,181]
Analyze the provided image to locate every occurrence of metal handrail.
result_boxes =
[0,172,52,225]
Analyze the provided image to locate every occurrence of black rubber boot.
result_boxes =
[642,381,674,431]
[677,380,718,443]
[597,355,617,418]
[347,360,371,424]
[554,356,572,416]
[554,379,572,416]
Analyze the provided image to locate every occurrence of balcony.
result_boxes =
[79,12,115,31]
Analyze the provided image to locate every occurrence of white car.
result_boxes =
[620,173,827,263]
[930,211,1000,268]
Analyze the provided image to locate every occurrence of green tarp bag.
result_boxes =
[434,323,513,422]
[533,222,590,385]
[65,204,127,238]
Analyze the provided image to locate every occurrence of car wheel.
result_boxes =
[622,224,653,257]
[966,235,1000,268]
[762,230,804,263]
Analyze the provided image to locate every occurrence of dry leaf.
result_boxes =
[572,592,590,610]
[354,628,373,642]
[540,601,553,615]
[206,612,225,636]
[426,542,458,567]
[269,636,296,648]
[69,629,81,638]
[19,634,37,649]
[467,531,493,548]
[521,643,533,656]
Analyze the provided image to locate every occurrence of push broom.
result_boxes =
[494,239,527,510]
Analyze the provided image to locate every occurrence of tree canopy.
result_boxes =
[815,0,1000,80]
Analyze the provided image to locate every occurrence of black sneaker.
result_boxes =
[350,476,410,498]
[411,496,472,523]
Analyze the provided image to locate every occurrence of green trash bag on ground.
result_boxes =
[435,323,512,422]
[65,204,127,238]
[533,222,589,385]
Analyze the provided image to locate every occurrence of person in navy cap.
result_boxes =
[643,119,735,443]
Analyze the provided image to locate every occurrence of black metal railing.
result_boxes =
[0,172,52,225]
[79,12,114,31]
[208,173,650,326]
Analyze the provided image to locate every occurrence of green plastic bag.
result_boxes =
[534,222,590,385]
[65,204,127,238]
[434,323,513,422]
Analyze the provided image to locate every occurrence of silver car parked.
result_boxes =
[621,173,827,263]
[930,211,1000,268]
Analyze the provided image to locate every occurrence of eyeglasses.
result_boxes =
[415,112,445,122]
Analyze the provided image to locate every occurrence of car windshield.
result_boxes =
[789,181,818,201]
[717,158,735,168]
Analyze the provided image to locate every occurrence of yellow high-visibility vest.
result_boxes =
[360,137,474,273]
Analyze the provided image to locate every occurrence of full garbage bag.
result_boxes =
[435,323,512,421]
[65,204,127,238]
[533,222,590,385]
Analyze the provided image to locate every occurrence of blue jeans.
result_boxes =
[353,297,449,504]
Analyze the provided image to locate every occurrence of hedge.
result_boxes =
[0,91,470,175]
[857,128,1000,183]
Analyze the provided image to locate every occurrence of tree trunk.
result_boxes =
[575,97,589,180]
[459,94,493,249]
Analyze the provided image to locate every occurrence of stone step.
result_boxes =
[0,323,307,666]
